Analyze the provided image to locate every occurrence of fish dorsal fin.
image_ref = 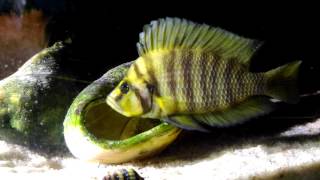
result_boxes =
[165,97,274,131]
[137,17,262,67]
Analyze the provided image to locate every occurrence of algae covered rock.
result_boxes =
[0,42,87,149]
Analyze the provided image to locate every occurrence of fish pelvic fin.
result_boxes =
[163,116,209,132]
[265,61,302,104]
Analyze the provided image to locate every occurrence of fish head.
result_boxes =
[107,77,153,117]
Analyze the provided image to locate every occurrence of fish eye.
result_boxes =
[120,82,130,94]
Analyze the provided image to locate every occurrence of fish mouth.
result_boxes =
[106,96,125,116]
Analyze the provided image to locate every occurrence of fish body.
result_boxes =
[107,17,301,131]
[103,168,144,180]
[129,49,265,117]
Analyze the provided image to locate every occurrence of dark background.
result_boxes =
[1,1,319,92]
[1,0,320,104]
[39,1,320,93]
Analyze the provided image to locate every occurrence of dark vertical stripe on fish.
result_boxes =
[121,169,129,179]
[233,64,243,103]
[224,58,235,104]
[115,171,122,180]
[255,73,264,95]
[103,168,144,180]
[166,50,178,113]
[237,66,246,99]
[143,56,163,116]
[211,53,221,107]
[199,52,208,111]
[166,51,177,94]
[182,50,194,111]
[143,56,160,96]
[133,63,143,79]
[132,87,149,113]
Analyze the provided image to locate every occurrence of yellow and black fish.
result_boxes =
[102,168,144,180]
[107,17,301,131]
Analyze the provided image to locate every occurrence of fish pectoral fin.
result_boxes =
[163,116,209,132]
[154,96,178,115]
[192,96,275,127]
[137,17,262,68]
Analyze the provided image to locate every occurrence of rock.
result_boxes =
[0,42,87,151]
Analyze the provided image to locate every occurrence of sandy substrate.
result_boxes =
[1,118,320,180]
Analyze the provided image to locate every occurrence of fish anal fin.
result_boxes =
[165,97,274,131]
[193,97,275,127]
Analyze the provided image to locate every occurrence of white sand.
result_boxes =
[1,118,320,180]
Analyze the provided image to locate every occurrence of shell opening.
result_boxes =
[83,100,161,140]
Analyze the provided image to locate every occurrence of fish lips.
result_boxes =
[106,96,132,117]
[106,96,123,115]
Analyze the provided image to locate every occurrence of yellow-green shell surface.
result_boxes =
[63,62,181,164]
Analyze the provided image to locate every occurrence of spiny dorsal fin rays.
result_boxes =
[137,17,263,68]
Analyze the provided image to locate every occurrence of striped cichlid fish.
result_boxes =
[107,17,301,131]
[102,168,144,180]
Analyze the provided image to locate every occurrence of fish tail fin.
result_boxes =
[265,60,302,103]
